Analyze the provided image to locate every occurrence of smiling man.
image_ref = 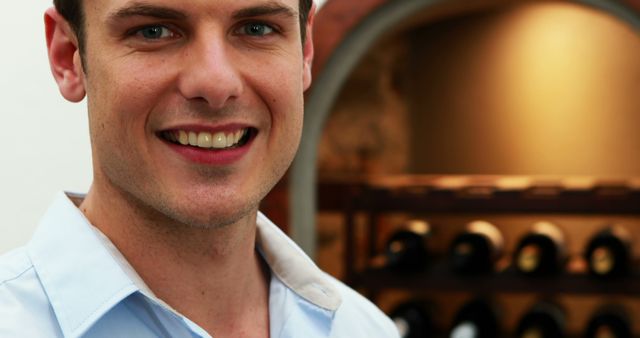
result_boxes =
[0,0,399,337]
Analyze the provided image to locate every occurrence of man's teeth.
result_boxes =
[173,129,247,149]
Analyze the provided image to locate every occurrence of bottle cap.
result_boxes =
[518,244,540,272]
[454,242,474,256]
[591,247,614,275]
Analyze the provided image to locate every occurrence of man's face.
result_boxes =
[76,0,313,227]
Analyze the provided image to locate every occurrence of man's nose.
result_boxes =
[177,35,244,110]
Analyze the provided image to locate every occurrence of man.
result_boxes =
[0,0,399,337]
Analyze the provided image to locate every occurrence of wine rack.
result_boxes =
[318,175,640,337]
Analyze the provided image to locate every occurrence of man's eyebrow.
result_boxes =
[108,2,188,22]
[232,3,298,20]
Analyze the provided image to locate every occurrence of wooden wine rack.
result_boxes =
[318,175,640,337]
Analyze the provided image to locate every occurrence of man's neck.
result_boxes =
[78,183,270,338]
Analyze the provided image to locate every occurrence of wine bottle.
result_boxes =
[516,301,565,338]
[382,219,431,272]
[390,300,434,338]
[449,298,499,338]
[585,304,631,338]
[449,220,504,274]
[585,226,632,278]
[514,222,566,276]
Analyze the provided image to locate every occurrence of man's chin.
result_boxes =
[159,201,259,230]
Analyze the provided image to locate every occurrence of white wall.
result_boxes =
[0,0,328,254]
[0,1,92,254]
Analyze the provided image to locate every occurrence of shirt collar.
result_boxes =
[92,207,344,313]
[255,212,342,312]
[27,192,139,338]
[27,192,343,338]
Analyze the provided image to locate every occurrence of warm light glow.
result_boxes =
[484,3,640,176]
[400,2,640,176]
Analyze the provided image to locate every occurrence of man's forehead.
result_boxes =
[84,0,300,18]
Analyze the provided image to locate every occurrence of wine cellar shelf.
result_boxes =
[318,176,640,337]
[319,176,640,295]
[355,265,640,296]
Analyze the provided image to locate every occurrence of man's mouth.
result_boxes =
[160,128,254,150]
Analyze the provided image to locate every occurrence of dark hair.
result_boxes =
[54,0,314,53]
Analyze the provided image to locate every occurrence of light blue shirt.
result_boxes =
[0,192,399,338]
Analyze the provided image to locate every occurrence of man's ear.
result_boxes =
[302,3,316,91]
[45,7,86,102]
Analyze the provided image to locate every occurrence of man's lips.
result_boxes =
[158,126,257,165]
[160,127,254,150]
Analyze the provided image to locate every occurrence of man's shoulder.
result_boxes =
[324,274,400,338]
[0,247,63,337]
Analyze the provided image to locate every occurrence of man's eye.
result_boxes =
[136,25,174,39]
[241,23,275,37]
